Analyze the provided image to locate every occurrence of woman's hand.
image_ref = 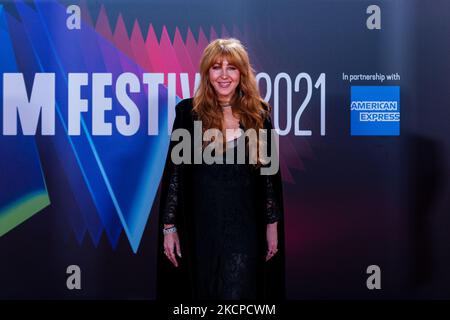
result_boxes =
[163,224,182,267]
[266,222,278,261]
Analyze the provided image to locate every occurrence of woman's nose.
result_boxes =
[220,67,229,77]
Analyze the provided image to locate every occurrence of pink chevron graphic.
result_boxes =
[130,20,152,72]
[209,26,218,41]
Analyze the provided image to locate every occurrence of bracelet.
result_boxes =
[163,226,177,235]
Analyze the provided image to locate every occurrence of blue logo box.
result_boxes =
[350,86,400,136]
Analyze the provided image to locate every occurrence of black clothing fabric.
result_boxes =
[156,98,285,300]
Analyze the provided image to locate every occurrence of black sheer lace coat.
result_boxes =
[156,98,285,300]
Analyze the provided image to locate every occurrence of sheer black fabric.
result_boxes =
[191,135,260,299]
[157,98,285,300]
[161,134,281,298]
[161,137,281,227]
[161,164,179,225]
[265,174,281,224]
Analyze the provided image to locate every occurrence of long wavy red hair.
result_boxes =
[193,38,270,156]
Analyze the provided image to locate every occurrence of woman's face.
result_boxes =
[209,57,240,102]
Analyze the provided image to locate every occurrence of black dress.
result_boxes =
[157,98,285,300]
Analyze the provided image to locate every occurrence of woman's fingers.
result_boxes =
[164,245,178,267]
[164,234,179,267]
[266,223,278,261]
[175,239,182,258]
[168,250,178,267]
[266,249,277,261]
[266,241,278,261]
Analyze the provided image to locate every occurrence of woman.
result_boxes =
[157,38,285,300]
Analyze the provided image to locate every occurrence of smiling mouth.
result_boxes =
[218,82,231,88]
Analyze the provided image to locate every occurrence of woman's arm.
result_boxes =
[161,164,180,225]
[262,112,282,261]
[160,103,185,267]
[266,173,280,261]
[162,165,182,267]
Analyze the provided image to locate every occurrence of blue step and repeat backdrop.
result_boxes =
[0,0,449,299]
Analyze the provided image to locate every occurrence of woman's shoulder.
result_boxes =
[175,98,194,113]
[260,100,273,124]
[260,100,271,113]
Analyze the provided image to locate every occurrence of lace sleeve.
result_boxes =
[262,109,281,224]
[266,175,281,224]
[160,102,185,225]
[162,164,180,224]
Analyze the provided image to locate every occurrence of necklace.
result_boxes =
[219,101,232,109]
